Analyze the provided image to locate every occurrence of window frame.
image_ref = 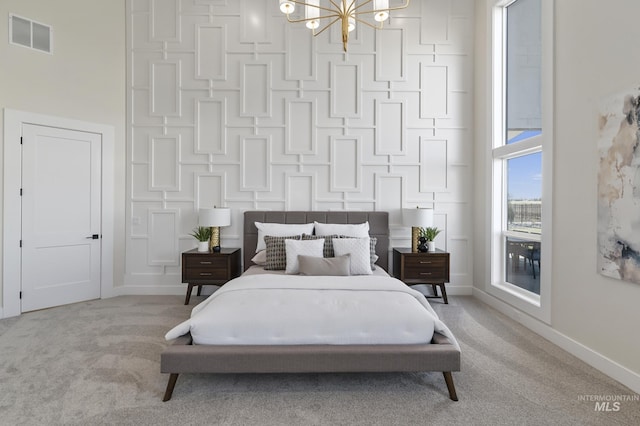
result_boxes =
[488,0,553,324]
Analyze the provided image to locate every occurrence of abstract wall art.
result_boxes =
[597,87,640,284]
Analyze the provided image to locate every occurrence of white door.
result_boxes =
[21,124,102,312]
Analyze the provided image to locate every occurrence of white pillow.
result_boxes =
[254,222,314,252]
[251,250,267,266]
[314,221,369,238]
[285,238,325,274]
[332,237,373,275]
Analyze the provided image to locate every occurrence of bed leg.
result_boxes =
[443,372,458,401]
[163,373,179,402]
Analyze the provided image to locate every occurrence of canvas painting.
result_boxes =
[597,87,640,284]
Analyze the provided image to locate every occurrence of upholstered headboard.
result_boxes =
[243,211,390,272]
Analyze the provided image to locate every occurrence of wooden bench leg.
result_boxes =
[163,373,179,402]
[443,372,458,401]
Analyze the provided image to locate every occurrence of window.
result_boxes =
[490,0,552,322]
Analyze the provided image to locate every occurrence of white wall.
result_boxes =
[0,0,126,310]
[124,0,476,294]
[474,0,640,391]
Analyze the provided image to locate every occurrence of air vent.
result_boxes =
[9,14,52,54]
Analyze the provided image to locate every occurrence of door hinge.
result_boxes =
[19,291,22,299]
[19,240,22,247]
[20,188,23,196]
[20,136,23,145]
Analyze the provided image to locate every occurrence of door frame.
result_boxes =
[2,109,114,318]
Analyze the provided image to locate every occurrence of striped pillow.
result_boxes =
[264,235,301,270]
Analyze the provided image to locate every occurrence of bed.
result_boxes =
[161,211,460,401]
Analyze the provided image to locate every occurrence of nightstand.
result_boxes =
[181,248,241,305]
[393,247,451,304]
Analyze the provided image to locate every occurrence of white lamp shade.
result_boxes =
[403,208,434,228]
[374,0,389,22]
[305,0,320,29]
[199,208,231,227]
[279,0,295,14]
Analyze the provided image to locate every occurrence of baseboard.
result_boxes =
[473,288,640,394]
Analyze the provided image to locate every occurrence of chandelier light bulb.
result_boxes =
[279,0,295,14]
[374,0,389,22]
[305,0,320,30]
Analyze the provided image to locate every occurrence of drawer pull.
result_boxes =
[199,261,212,265]
[199,273,212,276]
[419,261,433,264]
[420,272,433,276]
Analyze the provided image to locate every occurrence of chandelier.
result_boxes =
[279,0,411,52]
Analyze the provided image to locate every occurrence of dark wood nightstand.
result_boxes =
[393,247,451,304]
[181,248,241,305]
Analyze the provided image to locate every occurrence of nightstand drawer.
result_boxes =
[402,265,448,281]
[183,267,229,281]
[403,256,448,269]
[184,256,228,269]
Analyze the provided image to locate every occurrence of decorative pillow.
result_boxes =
[251,250,267,266]
[264,235,301,270]
[332,237,373,275]
[301,234,339,257]
[254,222,314,253]
[314,221,369,238]
[302,234,378,269]
[298,254,351,276]
[285,238,325,274]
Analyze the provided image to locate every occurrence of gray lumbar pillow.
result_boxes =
[298,254,351,276]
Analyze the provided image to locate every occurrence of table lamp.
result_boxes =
[403,207,434,253]
[199,207,231,252]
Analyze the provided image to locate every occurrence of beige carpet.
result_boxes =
[0,293,638,426]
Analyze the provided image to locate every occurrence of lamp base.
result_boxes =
[209,226,221,252]
[411,227,421,253]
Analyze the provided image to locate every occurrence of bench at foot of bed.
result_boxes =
[160,332,461,402]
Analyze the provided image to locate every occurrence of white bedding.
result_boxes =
[166,272,459,349]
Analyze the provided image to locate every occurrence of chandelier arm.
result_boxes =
[353,16,382,30]
[286,12,341,25]
[312,16,342,37]
[350,0,374,14]
[287,0,341,15]
[352,0,411,16]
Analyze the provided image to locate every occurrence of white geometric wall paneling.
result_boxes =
[125,0,475,292]
[150,0,180,42]
[331,136,362,193]
[420,137,448,192]
[241,136,271,191]
[286,173,316,211]
[148,209,179,265]
[150,60,181,116]
[375,100,406,155]
[375,28,406,82]
[241,63,272,117]
[196,98,227,154]
[331,63,361,118]
[286,100,316,155]
[196,24,227,80]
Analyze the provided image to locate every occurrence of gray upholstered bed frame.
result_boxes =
[161,211,460,401]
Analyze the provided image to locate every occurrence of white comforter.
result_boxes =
[165,273,459,349]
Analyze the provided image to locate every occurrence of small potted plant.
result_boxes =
[190,226,211,252]
[420,227,441,252]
